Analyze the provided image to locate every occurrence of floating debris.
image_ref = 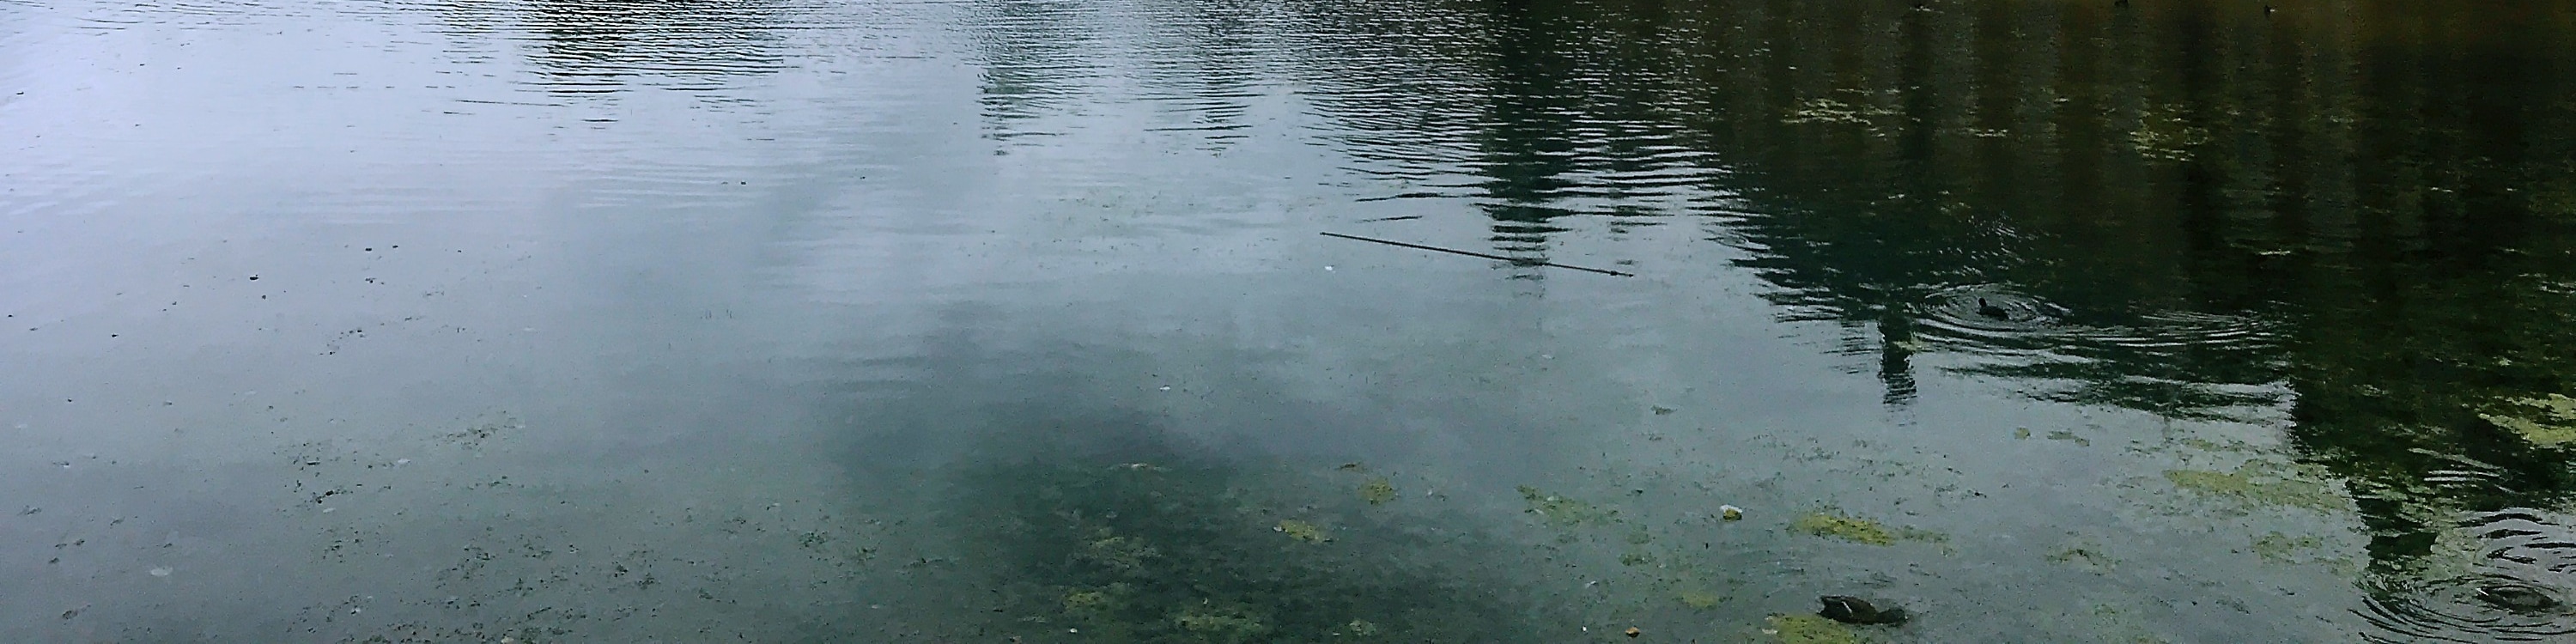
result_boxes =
[1319,232,1634,277]
[1358,478,1398,505]
[1625,626,1642,637]
[1719,505,1745,521]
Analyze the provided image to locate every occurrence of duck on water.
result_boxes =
[1976,298,2010,320]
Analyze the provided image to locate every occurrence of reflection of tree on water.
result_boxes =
[480,0,789,92]
[965,0,1101,134]
[1644,0,2576,586]
[1281,0,2576,625]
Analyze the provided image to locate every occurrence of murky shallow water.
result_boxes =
[6,0,2575,641]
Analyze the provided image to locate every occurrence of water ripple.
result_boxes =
[2361,510,2576,643]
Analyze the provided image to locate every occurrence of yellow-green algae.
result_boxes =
[2046,544,2115,570]
[1173,606,1270,643]
[2251,532,2326,562]
[1677,590,1725,609]
[1783,97,1892,128]
[1065,590,1114,611]
[1357,477,1398,505]
[1079,529,1156,573]
[1517,486,1617,526]
[2481,394,2576,447]
[951,433,1547,643]
[1276,519,1330,543]
[1340,619,1380,636]
[1768,614,1867,644]
[1792,511,1941,546]
[2161,461,2348,513]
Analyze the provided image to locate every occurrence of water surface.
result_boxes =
[5,0,2575,641]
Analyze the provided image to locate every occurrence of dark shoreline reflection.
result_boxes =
[1246,0,2576,636]
[423,0,793,94]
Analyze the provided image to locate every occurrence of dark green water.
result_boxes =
[3,0,2573,641]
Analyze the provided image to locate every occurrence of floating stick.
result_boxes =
[1320,232,1633,276]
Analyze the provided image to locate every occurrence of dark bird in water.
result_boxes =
[1819,596,1909,625]
[1976,298,2010,320]
[2476,585,2563,612]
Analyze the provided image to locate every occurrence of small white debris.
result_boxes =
[1158,386,1171,391]
[1324,265,1334,271]
[149,567,171,577]
[394,459,410,465]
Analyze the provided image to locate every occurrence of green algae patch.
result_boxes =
[1065,587,1122,613]
[1790,512,1942,546]
[2161,461,2348,513]
[1358,477,1398,505]
[1518,486,1617,527]
[1678,590,1725,609]
[1174,606,1270,643]
[2251,532,2325,562]
[1783,97,1892,128]
[1079,530,1157,573]
[1767,614,1867,644]
[941,424,1552,644]
[1276,519,1330,544]
[2046,544,2116,571]
[2481,394,2576,447]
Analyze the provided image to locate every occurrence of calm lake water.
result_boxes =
[6,0,2575,641]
